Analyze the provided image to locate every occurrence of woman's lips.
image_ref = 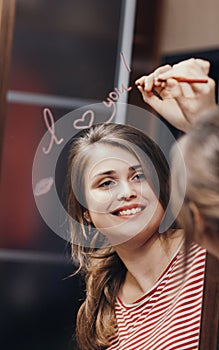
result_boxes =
[111,205,145,217]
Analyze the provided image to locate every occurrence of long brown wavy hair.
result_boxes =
[66,123,171,349]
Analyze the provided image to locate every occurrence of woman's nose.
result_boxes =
[117,181,137,201]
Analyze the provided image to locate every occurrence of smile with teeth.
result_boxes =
[112,206,145,216]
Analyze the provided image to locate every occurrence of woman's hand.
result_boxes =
[135,58,216,132]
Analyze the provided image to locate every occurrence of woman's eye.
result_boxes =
[133,173,146,181]
[99,180,114,188]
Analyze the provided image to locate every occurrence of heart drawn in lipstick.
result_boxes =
[73,109,95,130]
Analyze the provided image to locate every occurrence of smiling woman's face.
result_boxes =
[83,143,164,246]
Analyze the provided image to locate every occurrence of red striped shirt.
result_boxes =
[107,243,206,350]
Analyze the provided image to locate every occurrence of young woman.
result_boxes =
[67,123,207,350]
[171,109,219,258]
[136,57,219,349]
[170,110,219,350]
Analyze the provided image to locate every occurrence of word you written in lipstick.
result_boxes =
[33,53,132,197]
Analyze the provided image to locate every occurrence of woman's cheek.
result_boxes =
[86,189,113,212]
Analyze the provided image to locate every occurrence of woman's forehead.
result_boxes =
[83,143,141,176]
[88,143,137,161]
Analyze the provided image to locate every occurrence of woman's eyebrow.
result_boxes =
[92,170,116,179]
[92,165,142,179]
[130,164,142,171]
